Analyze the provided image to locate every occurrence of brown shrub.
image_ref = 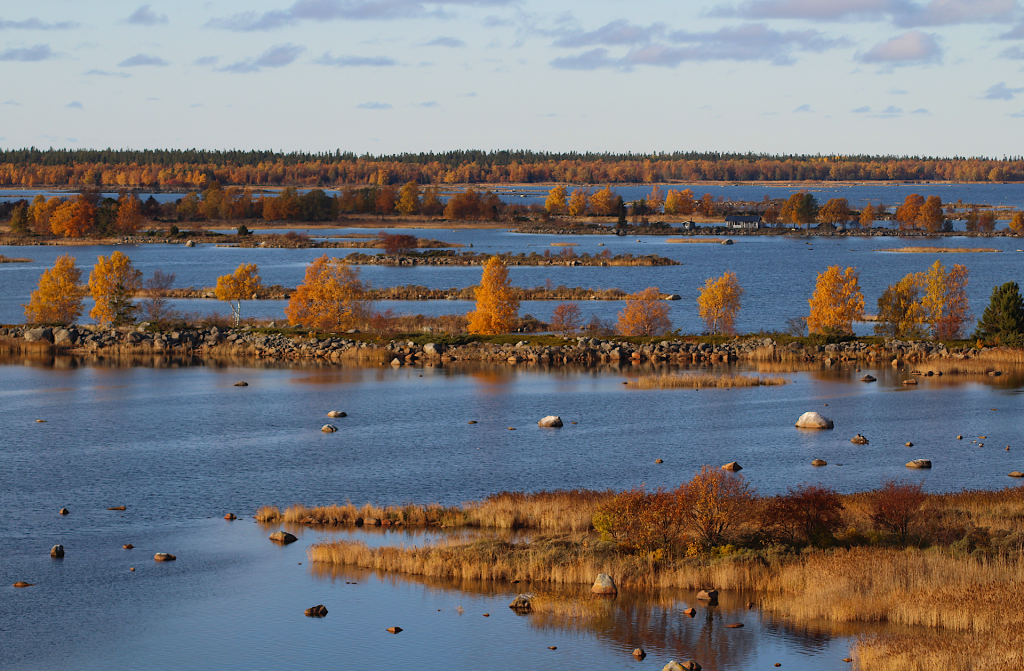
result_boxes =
[871,479,927,543]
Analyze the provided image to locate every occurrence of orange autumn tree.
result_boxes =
[285,256,371,331]
[696,271,744,335]
[88,251,143,325]
[549,302,583,337]
[1010,211,1024,235]
[116,193,143,234]
[567,188,589,216]
[896,194,925,230]
[467,256,519,334]
[23,254,88,324]
[616,287,672,336]
[860,203,875,229]
[215,263,262,326]
[807,266,864,334]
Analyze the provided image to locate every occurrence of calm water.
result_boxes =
[6,359,1020,669]
[3,228,1023,332]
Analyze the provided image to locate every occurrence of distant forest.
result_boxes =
[1,148,1022,187]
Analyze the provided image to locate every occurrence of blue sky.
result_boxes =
[2,0,1024,156]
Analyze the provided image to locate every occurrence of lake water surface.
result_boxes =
[3,358,1022,669]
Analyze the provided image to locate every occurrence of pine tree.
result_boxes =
[974,281,1024,343]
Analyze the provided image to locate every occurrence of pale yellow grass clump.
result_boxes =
[549,242,578,247]
[629,373,789,388]
[876,246,1000,253]
[666,238,727,244]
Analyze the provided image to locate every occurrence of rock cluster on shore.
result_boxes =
[0,325,1009,371]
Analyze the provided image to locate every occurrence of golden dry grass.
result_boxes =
[875,246,1000,253]
[0,254,31,263]
[666,238,728,243]
[628,373,789,388]
[549,242,578,247]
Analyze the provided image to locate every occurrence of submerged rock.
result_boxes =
[861,375,876,382]
[233,381,248,387]
[632,648,646,659]
[795,412,833,429]
[509,594,532,611]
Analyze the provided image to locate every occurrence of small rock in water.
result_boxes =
[906,459,932,469]
[321,424,338,433]
[482,613,490,617]
[697,589,719,603]
[1009,471,1024,478]
[509,594,532,611]
[327,411,346,418]
[655,458,664,464]
[721,461,742,471]
[59,508,69,515]
[851,434,869,445]
[50,545,64,558]
[860,375,876,382]
[548,646,557,650]
[632,648,646,659]
[153,553,176,561]
[13,581,34,588]
[386,626,403,634]
[35,419,46,423]
[467,420,477,424]
[304,604,328,617]
[683,607,697,617]
[795,412,833,429]
[958,435,963,440]
[905,442,914,447]
[108,506,126,511]
[224,513,237,520]
[123,544,134,549]
[812,459,827,467]
[233,381,248,387]
[725,623,744,628]
[269,531,298,544]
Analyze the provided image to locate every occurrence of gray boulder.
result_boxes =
[591,573,617,594]
[269,531,298,544]
[24,327,54,343]
[795,412,834,429]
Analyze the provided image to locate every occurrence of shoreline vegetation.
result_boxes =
[875,246,1001,253]
[0,254,31,262]
[155,284,635,302]
[269,483,1024,670]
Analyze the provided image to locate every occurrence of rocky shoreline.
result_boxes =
[2,324,1012,371]
[337,250,680,266]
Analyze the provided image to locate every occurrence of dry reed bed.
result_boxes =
[666,238,730,243]
[256,490,613,532]
[875,246,1000,253]
[0,254,32,263]
[629,373,789,388]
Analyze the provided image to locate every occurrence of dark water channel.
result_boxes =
[2,357,1023,669]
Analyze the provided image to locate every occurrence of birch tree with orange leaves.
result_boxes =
[616,287,672,336]
[285,256,372,331]
[1010,211,1024,235]
[88,251,143,325]
[696,271,744,335]
[567,189,589,216]
[116,193,143,234]
[545,185,567,214]
[467,256,519,334]
[807,266,864,334]
[23,254,87,324]
[215,263,262,326]
[922,260,970,339]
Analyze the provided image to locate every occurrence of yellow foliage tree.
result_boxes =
[285,256,371,331]
[48,201,77,237]
[467,256,519,334]
[646,186,664,214]
[697,271,744,335]
[922,260,970,340]
[616,287,672,336]
[589,187,616,216]
[875,274,927,338]
[567,189,589,217]
[215,263,262,326]
[545,185,567,214]
[88,251,143,326]
[807,266,864,334]
[1009,211,1024,235]
[818,198,850,226]
[397,181,421,216]
[664,189,696,215]
[916,195,944,233]
[23,254,87,324]
[860,203,875,229]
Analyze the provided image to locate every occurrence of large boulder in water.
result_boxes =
[906,459,932,469]
[795,412,834,429]
[591,573,617,594]
[269,531,298,544]
[538,415,563,428]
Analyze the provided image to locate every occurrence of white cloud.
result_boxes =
[852,105,871,112]
[0,44,55,61]
[125,5,168,26]
[423,36,466,47]
[206,0,516,31]
[981,81,1024,99]
[65,101,83,109]
[0,17,80,29]
[859,30,941,65]
[118,53,169,67]
[793,103,812,112]
[218,44,304,73]
[713,0,1018,26]
[357,101,393,109]
[85,69,131,78]
[316,52,397,66]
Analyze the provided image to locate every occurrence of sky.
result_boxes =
[2,0,1024,156]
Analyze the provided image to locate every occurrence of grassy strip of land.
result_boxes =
[628,373,789,388]
[0,254,31,262]
[875,246,1000,253]
[300,485,1024,670]
[666,238,730,244]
